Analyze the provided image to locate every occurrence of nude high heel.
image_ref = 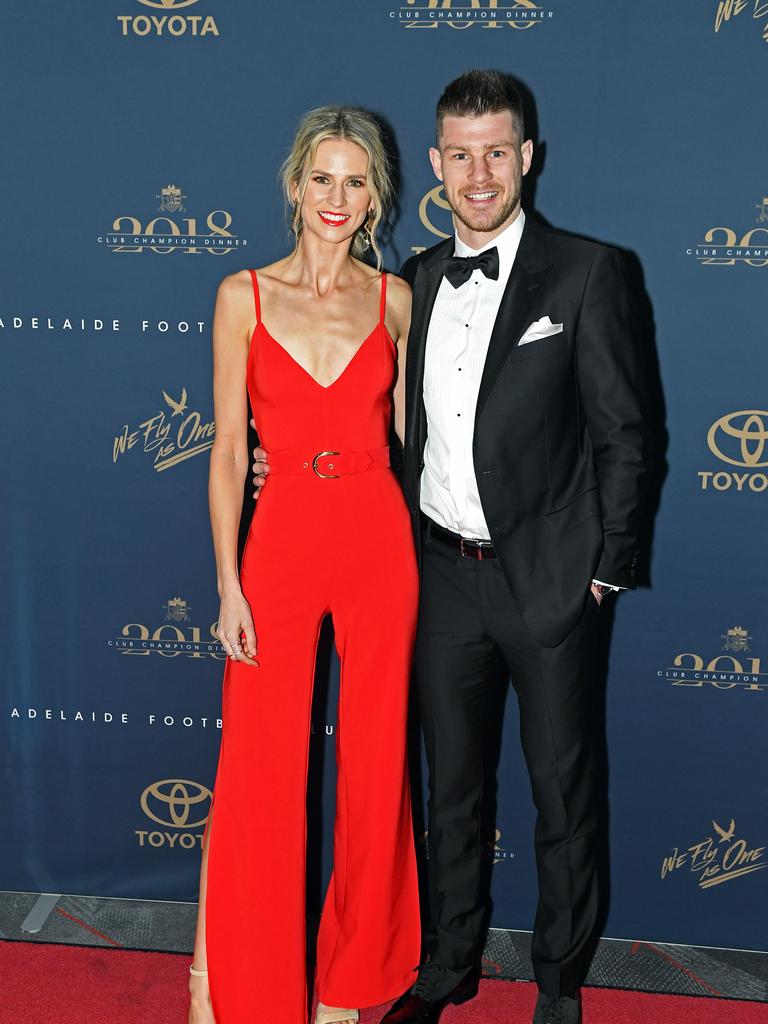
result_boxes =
[314,1005,359,1024]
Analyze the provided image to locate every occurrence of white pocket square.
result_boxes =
[518,316,564,346]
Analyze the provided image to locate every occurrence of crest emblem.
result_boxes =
[156,184,187,213]
[163,596,191,622]
[721,625,752,653]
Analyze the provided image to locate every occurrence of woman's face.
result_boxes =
[297,137,373,248]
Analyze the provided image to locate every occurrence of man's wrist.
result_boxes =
[591,578,624,593]
[591,581,617,597]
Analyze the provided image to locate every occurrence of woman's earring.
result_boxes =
[357,210,373,251]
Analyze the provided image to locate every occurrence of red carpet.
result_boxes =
[1,942,766,1024]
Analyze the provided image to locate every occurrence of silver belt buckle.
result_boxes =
[460,536,490,560]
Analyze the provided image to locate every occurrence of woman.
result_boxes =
[188,107,420,1024]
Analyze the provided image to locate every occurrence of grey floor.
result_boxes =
[1,890,766,1003]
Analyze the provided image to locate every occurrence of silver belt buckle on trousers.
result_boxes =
[459,537,493,560]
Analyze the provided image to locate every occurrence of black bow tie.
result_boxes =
[441,247,500,289]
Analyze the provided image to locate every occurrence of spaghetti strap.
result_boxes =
[249,269,261,324]
[379,272,388,324]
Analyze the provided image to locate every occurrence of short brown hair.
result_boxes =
[436,69,525,143]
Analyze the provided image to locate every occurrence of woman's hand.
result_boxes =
[216,589,259,666]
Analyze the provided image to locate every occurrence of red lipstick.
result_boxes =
[318,211,351,227]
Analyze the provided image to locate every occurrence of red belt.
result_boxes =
[268,445,390,479]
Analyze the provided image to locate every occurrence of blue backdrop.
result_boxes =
[2,0,767,951]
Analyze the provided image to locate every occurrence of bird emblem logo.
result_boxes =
[162,387,188,417]
[712,819,736,843]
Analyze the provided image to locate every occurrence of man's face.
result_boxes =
[429,110,532,238]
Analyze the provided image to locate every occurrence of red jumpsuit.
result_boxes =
[205,270,421,1023]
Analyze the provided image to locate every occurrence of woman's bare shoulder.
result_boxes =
[220,256,293,288]
[378,272,410,343]
[215,268,253,306]
[385,271,412,322]
[385,271,412,301]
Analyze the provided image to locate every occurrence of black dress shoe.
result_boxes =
[380,962,480,1024]
[532,991,581,1024]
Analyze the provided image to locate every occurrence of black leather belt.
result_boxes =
[424,517,498,560]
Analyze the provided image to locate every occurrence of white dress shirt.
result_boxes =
[419,211,620,591]
[420,212,525,540]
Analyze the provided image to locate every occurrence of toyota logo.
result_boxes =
[140,779,212,828]
[418,185,453,240]
[707,410,768,468]
[137,0,200,9]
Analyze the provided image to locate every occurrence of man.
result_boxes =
[253,70,650,1024]
[383,70,649,1024]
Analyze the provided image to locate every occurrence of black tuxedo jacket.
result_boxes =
[400,215,652,647]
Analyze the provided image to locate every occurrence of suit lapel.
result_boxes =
[475,217,551,420]
[406,239,452,457]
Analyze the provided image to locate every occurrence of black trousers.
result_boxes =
[416,524,602,997]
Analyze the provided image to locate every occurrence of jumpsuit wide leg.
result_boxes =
[205,271,421,1023]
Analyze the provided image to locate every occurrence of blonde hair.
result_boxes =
[280,106,393,270]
